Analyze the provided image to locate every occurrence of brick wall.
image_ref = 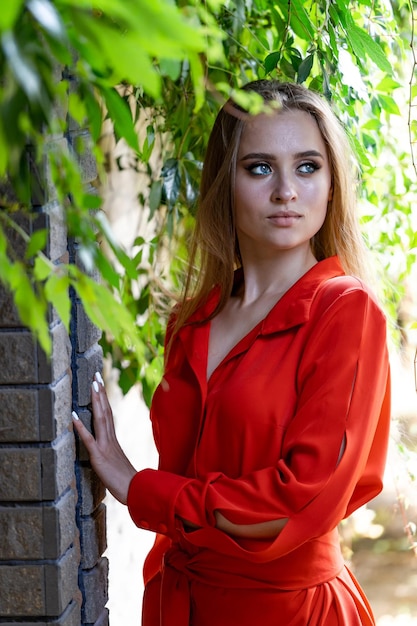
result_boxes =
[0,72,109,624]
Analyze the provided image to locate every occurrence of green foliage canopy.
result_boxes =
[0,0,416,401]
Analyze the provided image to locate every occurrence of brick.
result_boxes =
[0,563,45,616]
[41,432,76,501]
[0,376,72,444]
[0,284,20,327]
[0,331,38,384]
[43,489,77,559]
[93,608,110,626]
[0,433,75,502]
[0,546,80,617]
[44,545,79,616]
[80,503,107,569]
[69,129,98,184]
[0,505,44,559]
[0,490,76,560]
[76,343,103,406]
[0,387,40,442]
[76,299,102,353]
[81,557,109,624]
[0,598,80,626]
[44,200,68,262]
[79,466,106,516]
[38,322,72,384]
[45,373,73,440]
[0,448,42,501]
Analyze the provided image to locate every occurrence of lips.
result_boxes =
[268,211,302,218]
[267,211,302,226]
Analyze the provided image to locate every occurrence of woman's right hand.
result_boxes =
[72,373,137,505]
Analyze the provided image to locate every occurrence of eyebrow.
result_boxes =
[239,150,325,161]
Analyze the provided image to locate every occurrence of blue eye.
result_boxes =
[247,163,272,176]
[298,162,320,174]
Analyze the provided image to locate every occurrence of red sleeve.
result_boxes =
[127,285,390,561]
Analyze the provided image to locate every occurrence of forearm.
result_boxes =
[182,512,288,539]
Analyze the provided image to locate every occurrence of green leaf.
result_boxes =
[297,53,314,84]
[33,255,53,281]
[264,51,281,74]
[0,0,25,31]
[290,0,315,40]
[348,24,392,73]
[161,158,181,209]
[25,229,48,259]
[45,273,71,330]
[102,88,139,152]
[378,94,401,116]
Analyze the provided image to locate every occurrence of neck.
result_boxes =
[237,248,317,305]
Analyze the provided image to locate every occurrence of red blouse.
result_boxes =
[127,257,391,626]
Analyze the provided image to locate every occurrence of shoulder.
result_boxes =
[312,273,385,325]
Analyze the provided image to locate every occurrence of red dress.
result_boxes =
[127,257,391,626]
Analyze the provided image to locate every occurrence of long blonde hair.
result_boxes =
[171,80,369,337]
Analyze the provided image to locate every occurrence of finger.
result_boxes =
[72,410,97,452]
[91,375,117,441]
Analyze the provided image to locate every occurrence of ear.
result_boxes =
[328,187,333,202]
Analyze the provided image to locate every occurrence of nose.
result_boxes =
[271,173,297,202]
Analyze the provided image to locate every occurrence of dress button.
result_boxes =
[139,519,150,529]
[157,523,168,534]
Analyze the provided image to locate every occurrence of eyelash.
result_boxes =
[245,161,321,176]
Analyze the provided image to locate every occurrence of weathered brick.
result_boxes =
[44,545,80,616]
[93,608,110,626]
[0,331,38,384]
[81,557,109,624]
[0,505,44,559]
[0,545,79,617]
[1,598,80,626]
[80,503,107,569]
[79,466,106,517]
[43,489,77,559]
[69,129,98,184]
[76,300,102,353]
[0,284,20,327]
[0,490,76,560]
[76,343,103,406]
[0,387,40,442]
[38,321,72,384]
[0,376,72,444]
[0,432,75,502]
[41,432,76,501]
[0,447,42,501]
[44,200,68,262]
[0,563,45,616]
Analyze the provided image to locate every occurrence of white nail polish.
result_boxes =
[95,371,104,386]
[92,380,99,393]
[72,411,80,421]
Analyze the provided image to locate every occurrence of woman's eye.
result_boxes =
[247,163,272,176]
[298,162,319,174]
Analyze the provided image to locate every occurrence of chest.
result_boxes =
[153,323,310,476]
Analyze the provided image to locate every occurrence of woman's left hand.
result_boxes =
[72,372,137,505]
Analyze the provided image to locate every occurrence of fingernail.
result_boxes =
[95,371,104,386]
[92,380,99,393]
[72,410,80,421]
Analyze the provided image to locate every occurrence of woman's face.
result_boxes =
[234,109,332,261]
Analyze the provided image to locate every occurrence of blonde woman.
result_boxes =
[74,80,390,625]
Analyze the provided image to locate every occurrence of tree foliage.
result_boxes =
[0,0,416,402]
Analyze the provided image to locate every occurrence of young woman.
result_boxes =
[73,80,391,625]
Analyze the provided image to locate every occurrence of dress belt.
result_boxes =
[160,529,344,626]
